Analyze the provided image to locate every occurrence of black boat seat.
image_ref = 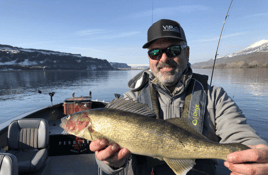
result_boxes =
[0,153,18,175]
[7,119,49,173]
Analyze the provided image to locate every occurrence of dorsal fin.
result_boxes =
[105,97,156,117]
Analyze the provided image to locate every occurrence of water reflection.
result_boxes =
[0,70,141,123]
[0,70,111,98]
[0,69,267,144]
[194,68,268,97]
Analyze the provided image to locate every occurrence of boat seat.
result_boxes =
[7,118,49,173]
[0,153,18,175]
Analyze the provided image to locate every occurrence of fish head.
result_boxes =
[60,111,91,136]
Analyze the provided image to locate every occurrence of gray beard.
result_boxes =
[155,67,184,87]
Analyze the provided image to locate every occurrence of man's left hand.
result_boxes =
[224,144,268,175]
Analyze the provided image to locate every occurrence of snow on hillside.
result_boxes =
[192,39,268,69]
[0,45,81,57]
[226,39,268,58]
[0,44,114,70]
[0,59,39,66]
[248,39,268,49]
[0,60,17,65]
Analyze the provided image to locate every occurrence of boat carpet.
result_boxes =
[50,154,99,175]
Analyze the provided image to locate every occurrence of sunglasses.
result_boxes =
[148,44,187,60]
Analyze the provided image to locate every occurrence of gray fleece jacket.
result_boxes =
[96,64,268,175]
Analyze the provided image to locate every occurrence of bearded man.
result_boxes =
[90,19,268,175]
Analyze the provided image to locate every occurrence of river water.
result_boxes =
[0,68,268,174]
[1,68,267,140]
[0,68,267,142]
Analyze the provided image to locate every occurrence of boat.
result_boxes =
[0,91,231,175]
[0,91,109,175]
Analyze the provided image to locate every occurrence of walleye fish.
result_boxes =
[60,98,250,175]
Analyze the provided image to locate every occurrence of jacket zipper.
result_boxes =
[154,87,174,120]
[167,97,174,119]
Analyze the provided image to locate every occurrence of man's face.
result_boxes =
[148,38,189,87]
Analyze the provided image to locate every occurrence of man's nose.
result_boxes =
[159,52,169,63]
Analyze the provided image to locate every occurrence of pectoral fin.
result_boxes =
[163,158,196,175]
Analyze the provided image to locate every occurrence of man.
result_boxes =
[90,19,268,175]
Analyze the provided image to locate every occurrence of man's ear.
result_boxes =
[186,46,190,62]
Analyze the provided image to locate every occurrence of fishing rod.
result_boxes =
[210,0,233,86]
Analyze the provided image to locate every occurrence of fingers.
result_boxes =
[118,148,130,160]
[105,147,130,168]
[96,143,130,161]
[247,144,268,149]
[227,144,268,163]
[96,143,121,161]
[224,144,268,175]
[89,139,131,167]
[90,138,109,152]
[224,161,268,175]
[230,173,244,175]
[107,148,130,162]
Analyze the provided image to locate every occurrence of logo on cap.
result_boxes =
[163,25,180,33]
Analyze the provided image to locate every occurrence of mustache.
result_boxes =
[157,60,177,69]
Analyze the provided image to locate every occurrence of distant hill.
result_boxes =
[109,62,131,69]
[192,39,268,69]
[109,63,149,70]
[0,44,114,71]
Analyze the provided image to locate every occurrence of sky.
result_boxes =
[1,0,268,65]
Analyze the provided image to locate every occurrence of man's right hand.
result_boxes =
[90,138,130,168]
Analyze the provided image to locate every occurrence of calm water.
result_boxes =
[0,68,268,143]
[197,68,268,142]
[0,68,268,174]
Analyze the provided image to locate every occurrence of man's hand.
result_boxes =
[224,144,268,175]
[90,138,130,168]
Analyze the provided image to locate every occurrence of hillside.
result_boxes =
[192,39,268,69]
[0,44,114,71]
[110,62,131,69]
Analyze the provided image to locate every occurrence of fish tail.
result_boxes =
[228,143,251,152]
[217,143,251,160]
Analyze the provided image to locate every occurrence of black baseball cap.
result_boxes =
[143,19,187,48]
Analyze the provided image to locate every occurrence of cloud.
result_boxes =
[75,29,140,39]
[195,32,247,42]
[75,29,107,36]
[128,5,209,18]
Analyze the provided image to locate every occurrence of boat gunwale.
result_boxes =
[0,103,63,136]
